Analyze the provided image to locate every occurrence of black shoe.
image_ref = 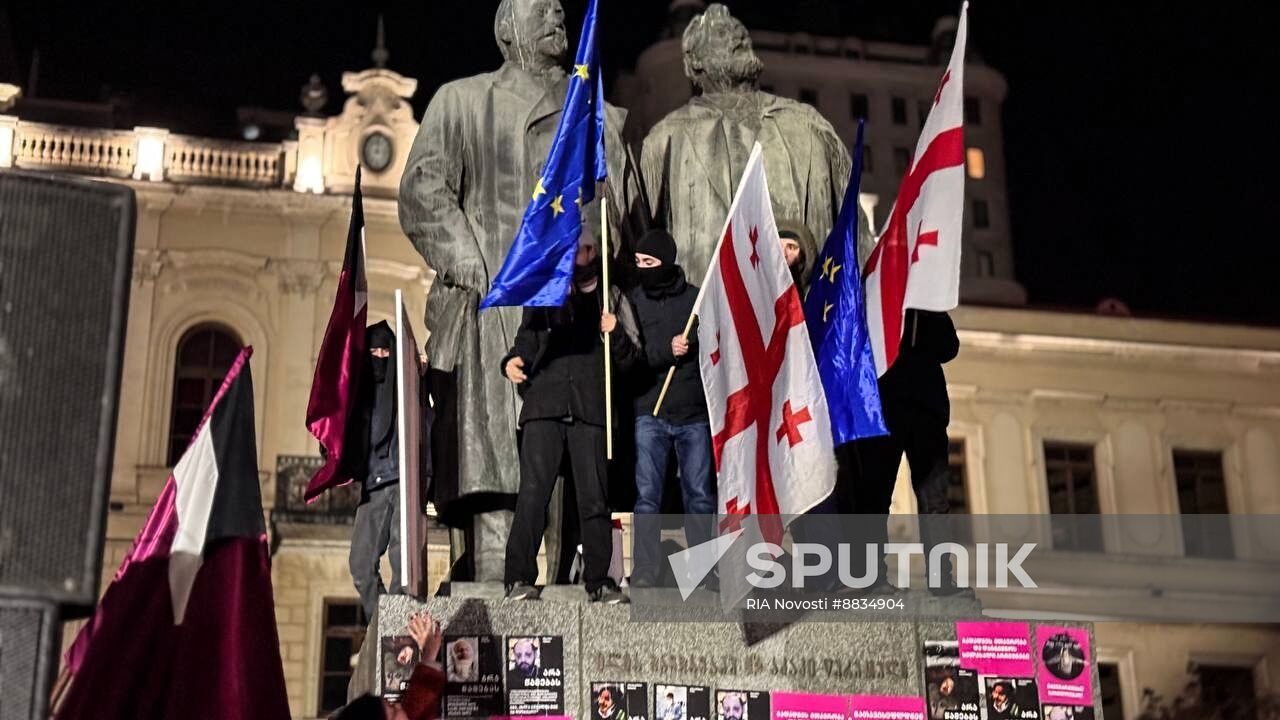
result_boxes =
[505,582,541,600]
[589,584,630,604]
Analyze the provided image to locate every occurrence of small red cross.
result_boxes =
[774,400,813,447]
[911,219,939,264]
[720,496,749,534]
[748,226,761,269]
[933,68,952,107]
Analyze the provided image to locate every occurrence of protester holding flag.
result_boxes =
[857,2,971,594]
[627,228,715,587]
[500,230,640,603]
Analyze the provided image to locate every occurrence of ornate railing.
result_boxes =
[12,122,135,177]
[273,454,361,524]
[165,134,283,187]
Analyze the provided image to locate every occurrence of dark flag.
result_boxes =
[58,348,290,720]
[305,166,369,499]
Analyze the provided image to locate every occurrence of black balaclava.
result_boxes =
[365,321,396,449]
[635,228,683,295]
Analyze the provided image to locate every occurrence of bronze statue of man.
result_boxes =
[399,0,633,582]
[641,3,856,283]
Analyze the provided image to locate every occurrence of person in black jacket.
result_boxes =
[346,321,405,618]
[627,229,715,586]
[500,233,640,603]
[846,308,963,594]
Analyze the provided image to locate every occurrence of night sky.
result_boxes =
[5,1,1278,325]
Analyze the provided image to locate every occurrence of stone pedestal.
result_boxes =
[351,584,1104,718]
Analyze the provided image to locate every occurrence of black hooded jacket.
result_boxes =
[627,267,706,425]
[877,309,959,424]
[341,321,399,494]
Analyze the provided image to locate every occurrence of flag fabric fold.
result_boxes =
[305,166,369,500]
[693,143,837,608]
[864,1,969,375]
[803,119,888,445]
[479,0,607,309]
[58,348,290,720]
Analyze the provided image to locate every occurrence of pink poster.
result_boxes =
[1037,625,1093,705]
[847,695,926,720]
[771,691,849,719]
[955,621,1034,677]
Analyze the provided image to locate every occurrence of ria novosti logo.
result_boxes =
[668,531,1038,601]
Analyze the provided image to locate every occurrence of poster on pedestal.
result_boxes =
[956,622,1034,678]
[505,635,565,715]
[923,640,980,720]
[848,694,926,720]
[380,635,418,702]
[439,634,503,717]
[656,684,711,720]
[1035,626,1092,714]
[589,681,649,720]
[979,677,1040,720]
[715,689,769,719]
[770,691,848,719]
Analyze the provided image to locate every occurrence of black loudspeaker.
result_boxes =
[0,171,135,611]
[0,596,59,720]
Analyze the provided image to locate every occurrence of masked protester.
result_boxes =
[345,321,406,617]
[776,220,818,295]
[626,229,715,587]
[501,229,641,603]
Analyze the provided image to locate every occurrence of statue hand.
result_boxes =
[448,262,489,294]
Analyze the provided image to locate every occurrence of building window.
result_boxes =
[966,147,986,179]
[893,147,912,176]
[964,96,982,125]
[1098,662,1125,720]
[862,145,874,174]
[168,324,241,465]
[918,99,932,128]
[1174,450,1234,558]
[891,96,908,125]
[972,199,990,229]
[1197,664,1257,720]
[319,599,368,715]
[1044,441,1102,552]
[976,250,995,277]
[799,88,819,107]
[850,93,869,121]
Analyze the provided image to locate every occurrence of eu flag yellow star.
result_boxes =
[532,178,547,201]
[573,64,590,81]
[550,194,565,216]
[823,302,835,322]
[824,257,842,282]
[575,186,584,207]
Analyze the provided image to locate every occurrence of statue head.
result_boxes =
[681,4,763,94]
[495,0,568,71]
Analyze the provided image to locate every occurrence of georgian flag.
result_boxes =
[692,143,836,607]
[864,2,969,375]
[58,349,290,720]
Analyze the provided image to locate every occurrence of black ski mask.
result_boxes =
[635,228,682,295]
[365,321,396,448]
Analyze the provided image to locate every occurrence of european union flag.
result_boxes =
[803,120,888,444]
[480,0,607,309]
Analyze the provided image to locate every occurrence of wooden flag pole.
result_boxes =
[601,195,614,460]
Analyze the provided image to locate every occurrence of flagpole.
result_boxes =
[601,195,614,460]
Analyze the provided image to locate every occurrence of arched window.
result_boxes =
[168,324,242,465]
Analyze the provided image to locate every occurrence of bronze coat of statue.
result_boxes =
[640,3,857,284]
[399,0,634,580]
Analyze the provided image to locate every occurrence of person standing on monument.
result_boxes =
[626,228,715,587]
[398,0,636,583]
[640,3,852,283]
[500,231,640,603]
[344,321,405,618]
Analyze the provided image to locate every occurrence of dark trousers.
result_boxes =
[505,419,614,593]
[349,483,402,618]
[632,416,716,584]
[842,404,954,586]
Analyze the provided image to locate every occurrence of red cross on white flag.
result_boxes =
[864,1,969,375]
[691,144,836,604]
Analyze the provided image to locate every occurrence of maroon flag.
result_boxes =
[58,349,290,720]
[305,166,368,500]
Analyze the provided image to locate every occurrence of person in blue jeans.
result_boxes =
[627,229,716,587]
